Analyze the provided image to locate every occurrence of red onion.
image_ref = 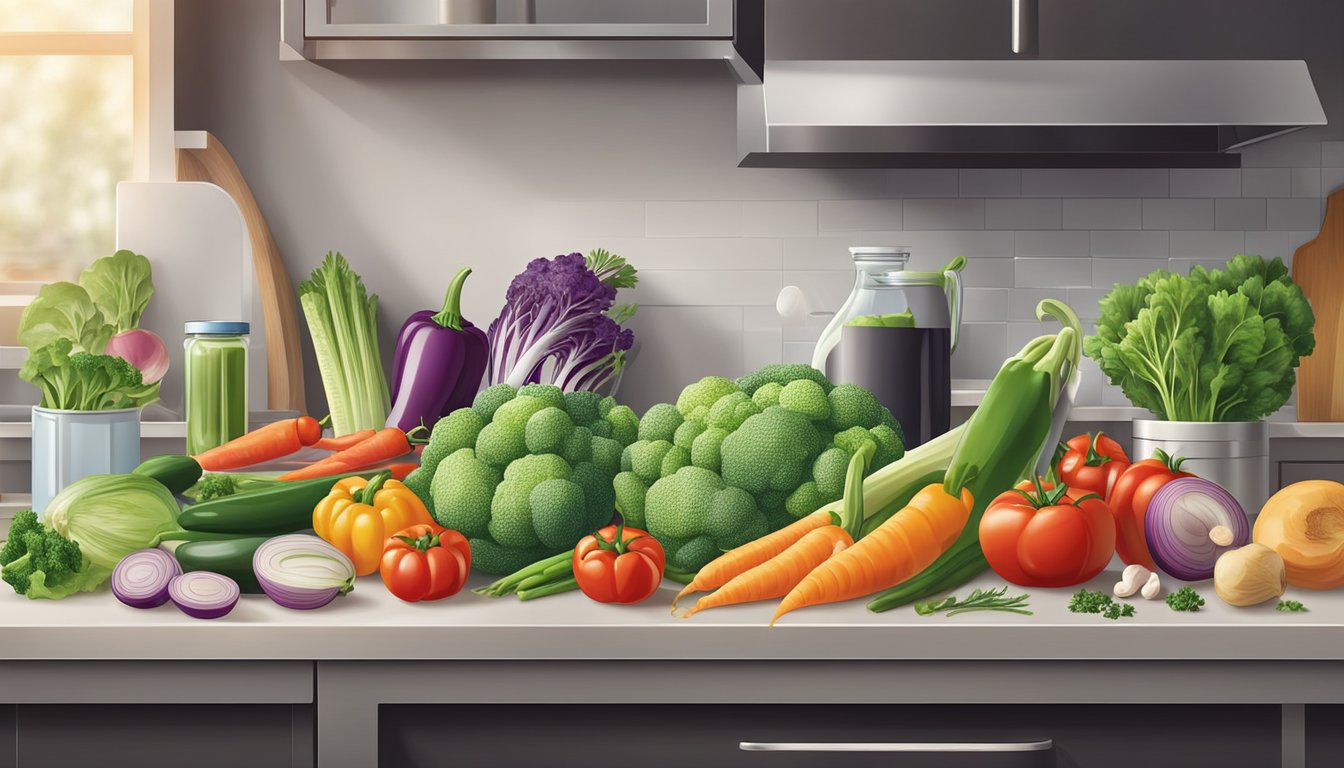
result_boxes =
[111,549,182,608]
[1145,477,1250,581]
[252,534,355,610]
[106,329,169,384]
[168,571,240,619]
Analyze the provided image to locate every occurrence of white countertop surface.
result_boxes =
[0,564,1334,662]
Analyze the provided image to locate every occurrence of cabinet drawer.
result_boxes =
[378,703,1279,768]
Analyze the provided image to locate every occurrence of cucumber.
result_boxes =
[176,471,381,535]
[132,454,204,496]
[173,537,268,593]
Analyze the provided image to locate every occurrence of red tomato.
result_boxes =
[573,525,666,604]
[979,478,1116,588]
[379,522,471,602]
[1056,432,1130,500]
[1109,449,1193,571]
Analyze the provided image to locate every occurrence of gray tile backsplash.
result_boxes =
[1062,198,1142,230]
[1169,168,1242,198]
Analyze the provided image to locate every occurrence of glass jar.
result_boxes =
[184,321,249,455]
[811,247,964,448]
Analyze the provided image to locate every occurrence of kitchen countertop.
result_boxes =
[0,565,1335,662]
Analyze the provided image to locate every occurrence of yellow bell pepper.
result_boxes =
[312,470,435,576]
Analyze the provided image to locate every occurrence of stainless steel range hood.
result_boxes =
[737,59,1327,168]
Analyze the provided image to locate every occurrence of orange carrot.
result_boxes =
[672,509,834,609]
[276,427,423,481]
[682,526,852,618]
[313,429,377,452]
[771,483,974,625]
[194,416,322,471]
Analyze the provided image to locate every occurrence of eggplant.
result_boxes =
[386,267,490,431]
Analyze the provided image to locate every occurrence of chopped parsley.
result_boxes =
[1165,587,1205,612]
[1068,589,1135,620]
[1276,599,1308,613]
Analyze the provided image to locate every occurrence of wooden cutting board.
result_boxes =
[1293,187,1344,421]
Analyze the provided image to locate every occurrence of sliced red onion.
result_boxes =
[112,549,182,608]
[252,534,355,610]
[1145,477,1250,581]
[169,571,240,619]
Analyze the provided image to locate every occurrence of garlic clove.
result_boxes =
[1141,571,1161,600]
[1214,543,1287,607]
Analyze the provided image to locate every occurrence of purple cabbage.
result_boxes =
[487,251,637,392]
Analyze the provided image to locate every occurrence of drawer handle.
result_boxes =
[740,740,1053,753]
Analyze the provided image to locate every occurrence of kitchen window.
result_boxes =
[0,0,170,284]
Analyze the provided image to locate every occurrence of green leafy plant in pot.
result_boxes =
[18,250,168,515]
[1084,254,1315,515]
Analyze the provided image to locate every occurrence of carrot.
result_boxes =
[313,429,376,452]
[671,509,834,609]
[770,483,974,625]
[384,462,418,481]
[682,526,852,618]
[193,416,322,471]
[276,427,423,481]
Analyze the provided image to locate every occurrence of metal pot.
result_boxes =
[31,406,141,517]
[1131,419,1269,517]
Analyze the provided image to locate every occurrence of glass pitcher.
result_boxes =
[811,247,964,447]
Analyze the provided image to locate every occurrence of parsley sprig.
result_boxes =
[914,586,1033,617]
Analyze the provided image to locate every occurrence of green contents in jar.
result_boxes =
[844,310,916,329]
[185,335,247,455]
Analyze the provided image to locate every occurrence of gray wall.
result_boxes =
[174,0,1344,414]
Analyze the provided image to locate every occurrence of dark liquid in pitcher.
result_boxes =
[825,326,951,449]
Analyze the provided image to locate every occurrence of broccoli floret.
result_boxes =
[868,423,905,466]
[720,407,823,494]
[471,383,516,421]
[644,466,767,571]
[661,445,691,477]
[605,404,640,446]
[613,471,649,529]
[589,435,624,475]
[690,426,729,473]
[430,448,501,539]
[675,376,740,418]
[673,419,706,450]
[831,426,878,457]
[524,407,575,455]
[516,383,565,410]
[812,447,850,499]
[784,480,827,519]
[21,339,157,411]
[527,478,588,549]
[589,419,614,439]
[827,383,887,430]
[560,425,593,465]
[488,454,572,548]
[638,403,684,443]
[706,392,762,431]
[420,408,486,471]
[625,439,674,484]
[751,381,784,409]
[563,390,603,427]
[735,363,834,396]
[188,473,239,502]
[779,379,832,422]
[0,509,104,599]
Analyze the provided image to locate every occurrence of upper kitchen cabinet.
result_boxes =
[281,0,762,82]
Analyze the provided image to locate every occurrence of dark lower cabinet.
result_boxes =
[1308,705,1344,768]
[9,704,313,768]
[378,703,1282,768]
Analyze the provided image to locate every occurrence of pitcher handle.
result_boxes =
[942,256,966,353]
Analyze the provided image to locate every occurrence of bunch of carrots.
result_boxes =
[193,416,422,481]
[673,442,973,625]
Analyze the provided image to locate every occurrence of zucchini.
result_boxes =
[173,537,268,593]
[132,454,203,496]
[176,470,381,535]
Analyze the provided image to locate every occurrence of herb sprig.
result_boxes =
[1068,589,1136,620]
[914,586,1033,617]
[1276,600,1308,613]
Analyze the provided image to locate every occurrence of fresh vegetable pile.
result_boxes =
[1085,254,1315,422]
[402,382,640,574]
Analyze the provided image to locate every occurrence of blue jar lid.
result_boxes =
[185,321,250,335]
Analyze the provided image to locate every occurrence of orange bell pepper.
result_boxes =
[312,470,435,576]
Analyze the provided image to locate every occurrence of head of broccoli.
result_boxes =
[0,509,106,599]
[19,340,158,411]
